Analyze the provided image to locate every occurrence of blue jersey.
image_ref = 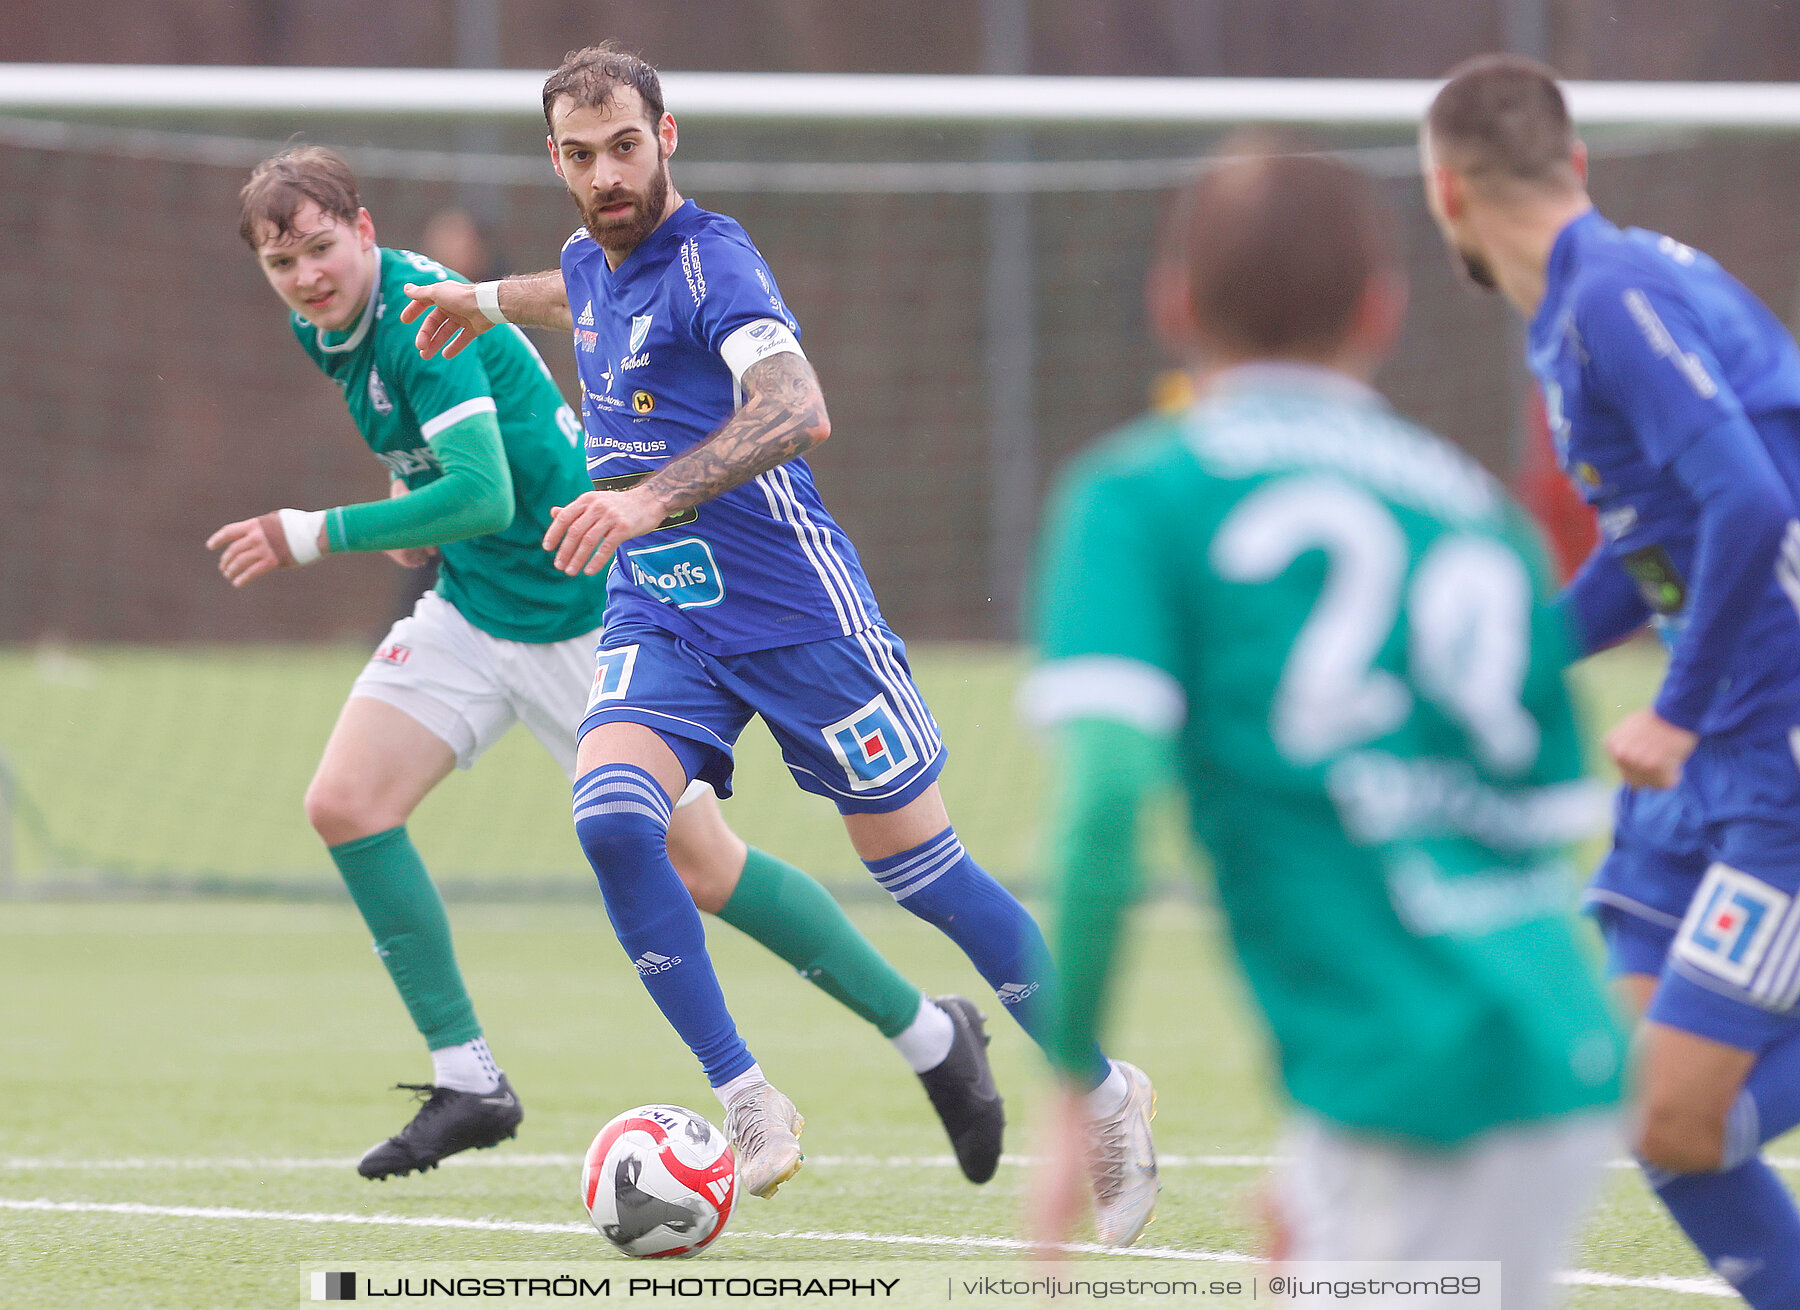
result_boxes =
[1536,210,1800,738]
[562,200,884,657]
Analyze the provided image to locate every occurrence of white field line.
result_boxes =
[0,1196,586,1235]
[1560,1270,1735,1297]
[0,1197,1733,1297]
[3,1153,1797,1171]
[0,1198,1225,1261]
[0,1153,1272,1171]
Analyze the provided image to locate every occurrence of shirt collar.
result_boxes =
[1201,360,1384,410]
[316,247,383,355]
[611,199,698,277]
[1533,208,1607,341]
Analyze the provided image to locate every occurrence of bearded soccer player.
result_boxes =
[400,43,1159,1233]
[1425,55,1800,1306]
[1025,147,1624,1299]
[208,145,1003,1186]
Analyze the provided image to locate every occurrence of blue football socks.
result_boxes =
[1646,1026,1800,1308]
[864,825,1110,1088]
[1652,1160,1800,1307]
[573,764,754,1087]
[1721,1026,1800,1170]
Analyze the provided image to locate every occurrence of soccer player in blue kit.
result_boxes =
[208,146,1005,1187]
[402,43,1160,1239]
[1425,55,1800,1306]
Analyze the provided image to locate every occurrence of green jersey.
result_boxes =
[293,246,608,643]
[1028,366,1624,1144]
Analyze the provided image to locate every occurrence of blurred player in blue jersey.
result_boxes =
[1426,54,1800,1307]
[401,42,1158,1237]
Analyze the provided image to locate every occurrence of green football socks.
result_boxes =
[329,826,483,1051]
[717,846,923,1039]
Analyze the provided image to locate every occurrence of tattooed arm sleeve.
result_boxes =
[640,351,831,514]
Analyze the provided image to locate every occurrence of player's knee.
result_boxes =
[1635,1100,1728,1174]
[305,776,399,846]
[665,814,744,916]
[667,847,733,915]
[574,804,669,870]
[572,765,674,885]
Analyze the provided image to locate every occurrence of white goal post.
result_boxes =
[3,63,1800,128]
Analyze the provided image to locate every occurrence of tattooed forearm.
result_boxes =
[642,352,830,512]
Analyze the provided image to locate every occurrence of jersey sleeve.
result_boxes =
[1579,273,1749,468]
[1020,461,1187,737]
[1556,543,1651,658]
[382,293,503,448]
[327,411,513,552]
[321,271,515,553]
[676,229,806,379]
[1653,432,1796,729]
[1576,273,1800,729]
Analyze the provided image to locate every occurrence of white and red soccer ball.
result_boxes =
[581,1105,736,1258]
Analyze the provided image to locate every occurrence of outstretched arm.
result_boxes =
[544,351,831,575]
[207,509,328,586]
[381,479,441,570]
[206,412,513,587]
[400,270,571,359]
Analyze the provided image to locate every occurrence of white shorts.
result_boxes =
[1273,1111,1616,1310]
[350,590,708,808]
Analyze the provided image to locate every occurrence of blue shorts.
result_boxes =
[1595,905,1679,979]
[1584,781,1707,976]
[1648,727,1800,1052]
[576,616,946,815]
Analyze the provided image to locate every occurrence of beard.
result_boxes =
[580,151,672,253]
[1458,245,1498,291]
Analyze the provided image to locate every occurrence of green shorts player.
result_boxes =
[207,146,1003,1183]
[1024,148,1625,1297]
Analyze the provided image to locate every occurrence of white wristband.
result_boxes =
[278,508,326,566]
[473,280,510,326]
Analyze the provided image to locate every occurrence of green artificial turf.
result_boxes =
[0,898,1737,1309]
[0,637,1728,1307]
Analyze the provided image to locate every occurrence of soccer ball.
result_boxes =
[581,1104,736,1258]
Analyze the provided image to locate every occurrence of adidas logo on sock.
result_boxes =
[996,982,1040,1005]
[634,951,682,975]
[1714,1257,1764,1288]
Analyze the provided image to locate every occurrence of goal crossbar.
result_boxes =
[5,65,1800,129]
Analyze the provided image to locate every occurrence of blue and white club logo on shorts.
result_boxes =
[1674,863,1791,990]
[822,694,919,791]
[586,644,640,711]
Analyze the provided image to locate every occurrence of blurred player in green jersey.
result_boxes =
[1024,146,1624,1298]
[206,146,1003,1185]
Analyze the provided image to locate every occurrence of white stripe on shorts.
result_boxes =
[852,626,938,754]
